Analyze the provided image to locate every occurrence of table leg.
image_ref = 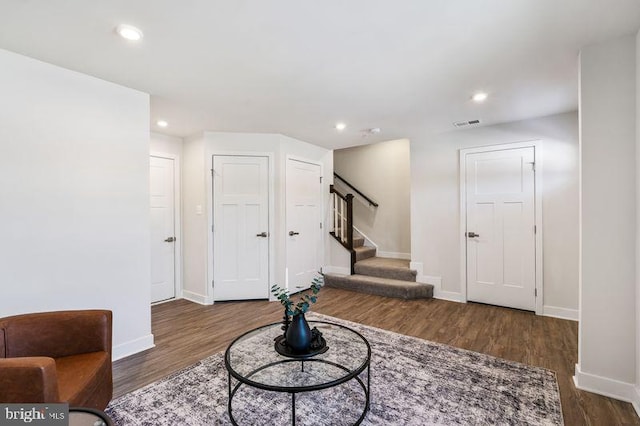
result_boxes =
[227,371,235,425]
[301,360,304,372]
[292,392,296,426]
[366,362,371,412]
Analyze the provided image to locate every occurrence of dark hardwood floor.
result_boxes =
[113,287,640,425]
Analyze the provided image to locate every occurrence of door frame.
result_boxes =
[458,140,543,315]
[207,152,275,304]
[285,155,325,293]
[150,152,182,304]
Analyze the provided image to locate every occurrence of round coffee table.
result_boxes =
[224,320,371,425]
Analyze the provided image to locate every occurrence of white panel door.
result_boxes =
[150,156,176,303]
[286,159,323,292]
[213,155,269,301]
[466,147,536,311]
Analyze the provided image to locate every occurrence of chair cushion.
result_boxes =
[55,351,112,409]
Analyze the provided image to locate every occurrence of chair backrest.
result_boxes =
[0,310,111,359]
[0,329,5,358]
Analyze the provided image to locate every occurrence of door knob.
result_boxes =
[289,231,300,236]
[466,232,479,238]
[164,236,176,242]
[256,232,268,237]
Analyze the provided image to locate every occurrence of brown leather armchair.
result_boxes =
[0,310,113,410]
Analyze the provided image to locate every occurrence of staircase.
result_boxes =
[325,236,434,300]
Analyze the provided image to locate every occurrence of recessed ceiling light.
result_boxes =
[335,122,347,131]
[115,24,144,41]
[472,92,488,103]
[156,120,168,128]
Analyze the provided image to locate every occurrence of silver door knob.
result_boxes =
[256,232,268,237]
[466,232,479,238]
[289,231,300,236]
[164,237,176,242]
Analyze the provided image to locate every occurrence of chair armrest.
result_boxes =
[0,357,60,403]
[1,310,112,359]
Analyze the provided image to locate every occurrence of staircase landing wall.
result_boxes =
[333,138,411,257]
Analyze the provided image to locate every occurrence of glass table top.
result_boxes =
[225,320,370,391]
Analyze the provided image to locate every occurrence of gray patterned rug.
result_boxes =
[106,313,563,425]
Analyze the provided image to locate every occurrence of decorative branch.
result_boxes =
[271,275,324,317]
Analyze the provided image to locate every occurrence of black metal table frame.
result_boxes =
[225,320,371,426]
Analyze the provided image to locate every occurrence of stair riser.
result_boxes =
[323,274,434,300]
[354,264,417,282]
[352,237,365,248]
[355,247,376,261]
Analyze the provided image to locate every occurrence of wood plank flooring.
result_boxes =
[113,287,640,425]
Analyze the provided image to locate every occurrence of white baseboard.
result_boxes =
[543,305,579,321]
[634,386,640,418]
[182,289,213,305]
[376,251,411,260]
[112,334,155,361]
[574,363,639,406]
[322,266,351,275]
[422,274,441,287]
[151,297,178,306]
[434,289,465,303]
[409,261,423,273]
[410,261,464,303]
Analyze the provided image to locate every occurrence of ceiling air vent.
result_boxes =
[453,119,481,128]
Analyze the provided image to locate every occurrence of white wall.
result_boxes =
[0,49,153,360]
[410,111,579,317]
[328,237,352,275]
[575,34,638,402]
[182,134,208,302]
[636,28,640,408]
[334,139,411,257]
[151,132,183,157]
[181,132,332,303]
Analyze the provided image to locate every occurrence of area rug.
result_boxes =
[106,313,563,425]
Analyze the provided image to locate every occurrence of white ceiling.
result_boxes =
[1,1,640,149]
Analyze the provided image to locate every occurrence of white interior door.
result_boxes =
[465,147,536,311]
[150,156,176,303]
[286,158,323,292]
[213,155,269,301]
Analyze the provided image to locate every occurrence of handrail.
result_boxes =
[333,173,379,207]
[330,186,348,200]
